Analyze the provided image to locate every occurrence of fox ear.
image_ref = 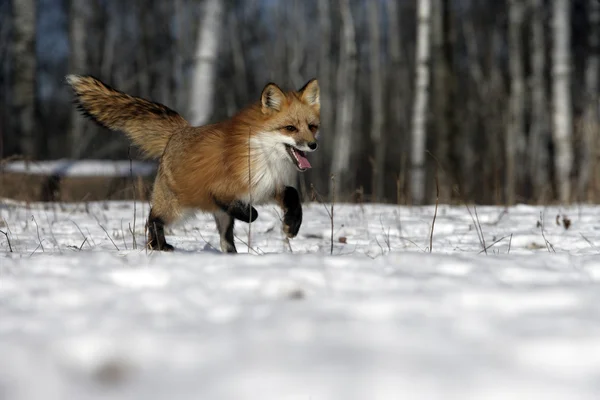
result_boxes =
[299,79,320,107]
[261,83,285,113]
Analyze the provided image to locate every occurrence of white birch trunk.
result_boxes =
[330,0,357,198]
[190,0,223,126]
[529,0,550,201]
[552,0,573,204]
[578,0,600,199]
[368,0,385,202]
[506,0,526,205]
[410,0,432,205]
[11,0,37,159]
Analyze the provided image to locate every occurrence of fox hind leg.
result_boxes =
[214,198,258,223]
[146,173,179,251]
[147,209,174,251]
[213,210,237,253]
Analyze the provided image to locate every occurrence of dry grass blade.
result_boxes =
[330,174,335,256]
[478,235,510,254]
[247,127,253,252]
[539,212,556,253]
[429,171,439,253]
[31,215,44,252]
[465,204,486,254]
[99,223,120,251]
[0,229,12,252]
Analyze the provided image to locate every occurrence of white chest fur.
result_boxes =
[242,133,297,204]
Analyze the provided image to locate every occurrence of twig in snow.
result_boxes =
[128,146,138,250]
[465,204,486,254]
[429,170,439,253]
[234,234,264,255]
[196,229,219,253]
[580,233,594,248]
[330,174,335,255]
[70,220,93,249]
[310,183,336,255]
[247,127,253,253]
[31,215,44,252]
[478,235,510,254]
[129,223,137,250]
[508,233,513,254]
[0,229,12,252]
[120,219,128,250]
[79,237,88,250]
[538,212,555,253]
[29,242,43,257]
[99,223,120,251]
[379,215,391,252]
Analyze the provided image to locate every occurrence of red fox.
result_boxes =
[66,75,320,253]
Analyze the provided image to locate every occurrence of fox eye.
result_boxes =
[284,125,297,132]
[308,124,319,132]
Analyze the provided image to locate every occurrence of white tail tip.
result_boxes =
[65,74,82,86]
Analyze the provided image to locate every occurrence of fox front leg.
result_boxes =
[277,186,302,238]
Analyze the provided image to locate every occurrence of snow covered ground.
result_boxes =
[1,199,600,399]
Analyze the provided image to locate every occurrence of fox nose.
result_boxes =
[308,142,318,151]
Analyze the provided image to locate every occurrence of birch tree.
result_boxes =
[330,0,357,198]
[368,0,385,201]
[529,0,550,202]
[552,0,573,204]
[190,0,224,126]
[506,0,526,205]
[11,0,37,159]
[578,0,599,200]
[410,0,432,205]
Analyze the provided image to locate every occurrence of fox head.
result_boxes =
[255,79,320,172]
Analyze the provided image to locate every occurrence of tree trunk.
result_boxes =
[69,0,88,158]
[506,0,526,205]
[578,0,600,200]
[11,0,37,159]
[529,0,550,202]
[552,0,573,204]
[432,0,454,203]
[190,0,223,126]
[330,0,357,199]
[385,0,409,203]
[368,0,385,202]
[315,0,333,194]
[410,0,432,205]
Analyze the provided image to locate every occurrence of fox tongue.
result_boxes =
[294,149,312,169]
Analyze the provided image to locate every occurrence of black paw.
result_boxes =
[282,186,302,238]
[283,210,302,238]
[147,240,174,252]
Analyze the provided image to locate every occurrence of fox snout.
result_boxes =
[294,139,318,152]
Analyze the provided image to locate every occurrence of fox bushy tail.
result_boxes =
[66,75,188,158]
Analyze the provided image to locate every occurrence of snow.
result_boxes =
[1,200,600,399]
[2,159,157,177]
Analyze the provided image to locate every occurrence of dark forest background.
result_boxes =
[0,0,599,206]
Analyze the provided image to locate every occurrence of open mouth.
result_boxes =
[285,145,312,171]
